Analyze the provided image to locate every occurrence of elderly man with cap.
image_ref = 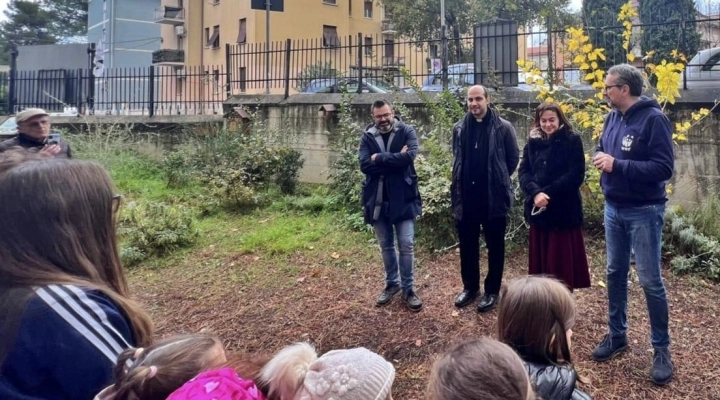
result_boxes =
[0,108,72,158]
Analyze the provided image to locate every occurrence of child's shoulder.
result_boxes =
[525,361,579,400]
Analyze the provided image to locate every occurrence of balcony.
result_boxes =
[154,6,185,25]
[381,20,396,34]
[382,56,405,67]
[152,49,185,66]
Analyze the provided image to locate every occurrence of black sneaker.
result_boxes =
[591,333,628,362]
[402,289,423,312]
[375,285,400,306]
[651,347,673,386]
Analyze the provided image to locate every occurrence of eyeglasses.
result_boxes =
[112,194,122,214]
[373,113,392,120]
[603,84,624,92]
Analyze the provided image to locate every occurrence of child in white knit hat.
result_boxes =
[260,342,395,400]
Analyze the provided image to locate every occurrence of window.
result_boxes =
[239,67,247,92]
[349,0,352,15]
[429,44,438,59]
[384,39,394,58]
[176,76,184,97]
[237,18,247,44]
[364,36,372,56]
[323,0,337,4]
[204,27,210,46]
[322,25,340,47]
[207,25,220,48]
[213,69,220,84]
[364,0,372,18]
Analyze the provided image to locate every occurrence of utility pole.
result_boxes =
[265,0,270,95]
[441,0,448,90]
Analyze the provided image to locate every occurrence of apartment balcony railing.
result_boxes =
[154,6,185,25]
[152,49,185,66]
[381,20,396,34]
[382,56,405,67]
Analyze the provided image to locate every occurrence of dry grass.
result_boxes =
[128,234,720,400]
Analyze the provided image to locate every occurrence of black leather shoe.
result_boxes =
[477,293,499,313]
[454,290,479,308]
[375,285,400,306]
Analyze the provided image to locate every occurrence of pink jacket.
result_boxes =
[167,368,266,400]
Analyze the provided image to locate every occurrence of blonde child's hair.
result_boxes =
[426,337,535,400]
[498,276,576,365]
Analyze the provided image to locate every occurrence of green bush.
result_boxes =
[663,207,720,281]
[161,117,305,202]
[118,200,200,266]
[326,91,365,220]
[200,166,264,212]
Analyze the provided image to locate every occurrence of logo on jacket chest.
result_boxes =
[621,135,634,152]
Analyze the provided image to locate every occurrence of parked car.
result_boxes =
[420,63,475,92]
[681,47,720,89]
[0,117,17,135]
[300,78,402,93]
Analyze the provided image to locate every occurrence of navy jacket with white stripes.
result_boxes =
[0,284,136,400]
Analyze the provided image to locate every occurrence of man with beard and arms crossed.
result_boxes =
[359,99,423,311]
[451,85,519,312]
[591,63,674,386]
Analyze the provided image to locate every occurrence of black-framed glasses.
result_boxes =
[604,84,624,91]
[112,194,122,214]
[373,112,392,120]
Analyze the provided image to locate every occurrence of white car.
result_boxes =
[681,47,720,89]
[0,117,17,135]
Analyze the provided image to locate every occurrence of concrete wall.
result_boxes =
[226,90,720,207]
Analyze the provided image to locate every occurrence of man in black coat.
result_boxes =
[451,85,519,312]
[359,99,423,311]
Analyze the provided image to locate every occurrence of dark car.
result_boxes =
[300,78,401,93]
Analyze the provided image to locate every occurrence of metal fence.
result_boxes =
[3,14,719,114]
[227,14,720,94]
[227,34,458,95]
[4,63,227,117]
[0,72,8,115]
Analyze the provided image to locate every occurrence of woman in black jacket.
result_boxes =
[518,102,591,291]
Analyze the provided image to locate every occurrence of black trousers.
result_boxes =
[456,215,507,295]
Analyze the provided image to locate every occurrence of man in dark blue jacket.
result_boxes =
[451,85,519,313]
[359,99,423,311]
[591,63,675,386]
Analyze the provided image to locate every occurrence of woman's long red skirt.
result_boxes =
[528,225,591,291]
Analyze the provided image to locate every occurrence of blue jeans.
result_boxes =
[373,217,415,292]
[605,203,670,348]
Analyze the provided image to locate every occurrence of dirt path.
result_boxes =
[129,241,720,399]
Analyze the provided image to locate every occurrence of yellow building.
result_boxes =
[152,0,429,97]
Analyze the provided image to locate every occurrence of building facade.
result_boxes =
[88,0,162,69]
[153,0,429,94]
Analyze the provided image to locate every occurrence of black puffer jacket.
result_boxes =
[526,361,592,400]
